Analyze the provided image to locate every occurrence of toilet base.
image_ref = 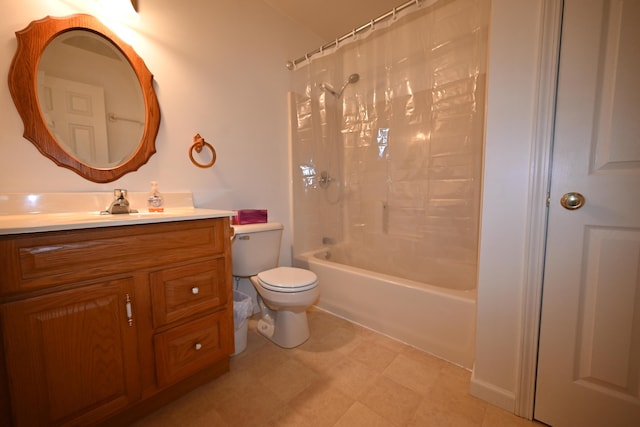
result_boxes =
[257,310,310,348]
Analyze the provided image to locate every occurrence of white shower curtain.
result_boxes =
[290,0,489,291]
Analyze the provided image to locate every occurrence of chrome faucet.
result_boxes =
[106,189,131,214]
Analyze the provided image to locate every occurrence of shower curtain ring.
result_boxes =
[392,7,397,20]
[370,19,375,30]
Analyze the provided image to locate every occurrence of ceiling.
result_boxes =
[263,0,407,42]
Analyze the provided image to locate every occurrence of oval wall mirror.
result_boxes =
[8,14,160,183]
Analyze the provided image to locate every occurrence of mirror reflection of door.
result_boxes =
[37,29,145,169]
[38,72,110,166]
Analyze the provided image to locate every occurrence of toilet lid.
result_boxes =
[257,267,318,293]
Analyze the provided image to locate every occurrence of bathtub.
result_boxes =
[295,248,476,369]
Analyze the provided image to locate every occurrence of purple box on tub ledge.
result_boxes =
[232,209,268,225]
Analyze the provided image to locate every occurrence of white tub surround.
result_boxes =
[0,192,234,235]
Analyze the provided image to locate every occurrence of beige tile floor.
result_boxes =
[134,308,546,427]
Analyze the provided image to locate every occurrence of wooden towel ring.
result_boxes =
[189,133,216,168]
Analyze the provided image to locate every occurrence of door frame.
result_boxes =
[515,0,564,419]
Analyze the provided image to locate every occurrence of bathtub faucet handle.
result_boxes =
[322,237,336,245]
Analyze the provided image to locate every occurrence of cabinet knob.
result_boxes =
[191,287,199,295]
[194,343,202,351]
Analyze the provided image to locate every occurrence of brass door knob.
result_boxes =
[560,192,585,210]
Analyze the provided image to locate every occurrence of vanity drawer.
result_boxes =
[154,311,231,387]
[0,218,227,296]
[150,257,228,328]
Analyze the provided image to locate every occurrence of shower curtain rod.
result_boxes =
[286,0,425,70]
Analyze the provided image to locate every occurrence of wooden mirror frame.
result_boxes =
[8,14,160,183]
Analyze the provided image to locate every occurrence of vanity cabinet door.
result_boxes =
[1,277,140,426]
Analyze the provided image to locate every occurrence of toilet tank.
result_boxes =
[231,222,283,277]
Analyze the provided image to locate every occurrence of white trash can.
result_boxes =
[232,290,253,355]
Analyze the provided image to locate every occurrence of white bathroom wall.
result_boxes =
[0,0,323,267]
[471,0,548,413]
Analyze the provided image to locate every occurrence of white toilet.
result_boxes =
[232,222,319,348]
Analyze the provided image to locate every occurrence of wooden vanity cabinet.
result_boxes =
[0,218,234,426]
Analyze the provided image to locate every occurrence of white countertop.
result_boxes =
[0,192,235,235]
[0,208,234,235]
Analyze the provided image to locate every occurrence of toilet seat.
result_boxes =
[257,267,318,293]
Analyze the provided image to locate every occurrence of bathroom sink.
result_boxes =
[0,208,234,235]
[0,192,234,235]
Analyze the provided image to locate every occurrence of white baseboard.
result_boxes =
[470,370,516,412]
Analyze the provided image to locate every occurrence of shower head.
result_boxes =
[320,73,360,98]
[337,73,360,96]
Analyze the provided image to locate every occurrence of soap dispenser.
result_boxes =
[147,181,164,212]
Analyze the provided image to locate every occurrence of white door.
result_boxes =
[535,1,640,426]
